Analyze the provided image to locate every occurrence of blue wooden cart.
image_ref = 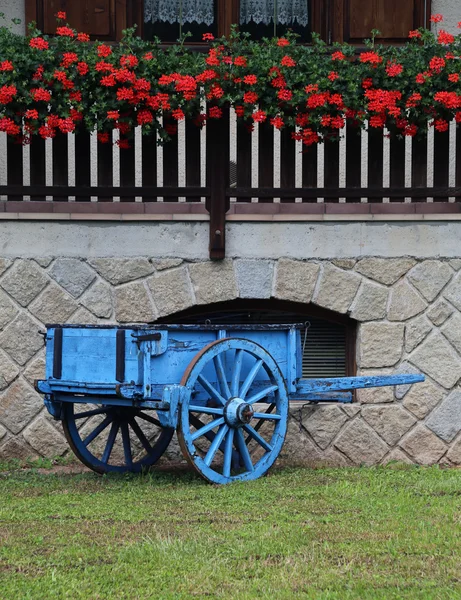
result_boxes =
[36,324,423,484]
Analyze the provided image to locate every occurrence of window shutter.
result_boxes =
[331,0,428,44]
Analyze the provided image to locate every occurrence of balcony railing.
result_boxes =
[1,106,460,259]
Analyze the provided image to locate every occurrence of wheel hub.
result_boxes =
[224,398,254,428]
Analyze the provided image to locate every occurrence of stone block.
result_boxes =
[235,260,274,299]
[350,281,389,322]
[0,260,49,307]
[49,259,96,298]
[334,418,388,465]
[23,351,46,387]
[0,436,39,461]
[355,258,416,286]
[0,350,19,391]
[0,378,43,434]
[426,300,453,327]
[0,424,6,441]
[89,258,154,285]
[115,282,156,323]
[29,283,78,324]
[80,281,113,318]
[405,315,432,353]
[298,405,348,450]
[340,405,361,417]
[314,265,361,314]
[443,272,461,312]
[0,313,44,365]
[446,437,461,464]
[449,259,461,271]
[279,418,323,465]
[273,259,319,304]
[409,332,461,389]
[394,362,421,399]
[0,289,18,331]
[408,260,453,302]
[188,261,238,305]
[399,425,447,465]
[426,390,461,443]
[151,259,183,271]
[23,415,68,457]
[33,257,54,268]
[356,386,394,404]
[362,405,416,446]
[403,378,444,420]
[0,258,12,276]
[359,323,405,368]
[388,280,426,321]
[382,448,415,465]
[147,267,194,317]
[67,307,99,325]
[332,259,356,270]
[441,313,461,355]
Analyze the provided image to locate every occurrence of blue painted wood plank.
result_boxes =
[296,374,424,394]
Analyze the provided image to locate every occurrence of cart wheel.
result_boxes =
[62,403,174,474]
[177,338,288,484]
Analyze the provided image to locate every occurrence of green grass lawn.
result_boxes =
[1,462,461,599]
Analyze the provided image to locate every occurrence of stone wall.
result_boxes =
[1,250,461,467]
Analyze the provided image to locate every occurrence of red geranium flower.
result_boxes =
[252,110,267,123]
[203,33,215,41]
[243,75,257,85]
[107,110,120,120]
[281,55,296,67]
[208,106,222,119]
[0,60,13,71]
[234,56,247,67]
[97,132,110,144]
[328,71,339,81]
[77,32,90,42]
[277,38,289,47]
[29,37,49,50]
[386,62,403,77]
[409,30,422,38]
[56,26,75,37]
[56,11,66,19]
[243,91,258,104]
[270,116,284,129]
[331,51,345,61]
[430,14,443,23]
[30,88,51,102]
[438,30,455,45]
[359,52,382,65]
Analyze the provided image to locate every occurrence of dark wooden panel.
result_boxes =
[433,129,450,203]
[206,106,230,259]
[412,137,427,203]
[119,141,135,202]
[367,128,383,202]
[142,134,157,201]
[280,128,296,203]
[324,138,340,203]
[75,130,91,202]
[30,136,46,201]
[236,120,252,202]
[389,137,405,202]
[43,0,114,37]
[6,137,23,202]
[456,125,461,200]
[52,134,68,202]
[163,121,178,202]
[258,123,274,203]
[302,146,318,202]
[345,124,361,202]
[185,121,201,202]
[97,137,113,202]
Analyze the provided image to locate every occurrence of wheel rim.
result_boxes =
[62,403,174,474]
[177,338,288,484]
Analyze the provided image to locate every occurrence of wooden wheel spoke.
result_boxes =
[121,422,133,468]
[191,417,225,442]
[101,421,119,464]
[231,349,244,397]
[252,412,281,421]
[73,407,109,420]
[213,354,231,400]
[235,429,254,472]
[253,403,275,433]
[83,414,112,447]
[137,412,162,428]
[189,405,224,416]
[197,374,226,406]
[204,424,229,467]
[239,359,263,399]
[222,428,235,478]
[243,424,273,452]
[129,418,153,454]
[246,384,278,405]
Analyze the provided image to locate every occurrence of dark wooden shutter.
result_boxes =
[27,0,141,41]
[331,0,429,44]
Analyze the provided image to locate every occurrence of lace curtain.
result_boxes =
[144,0,215,25]
[240,1,309,26]
[144,1,309,27]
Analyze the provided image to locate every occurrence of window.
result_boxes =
[27,0,429,43]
